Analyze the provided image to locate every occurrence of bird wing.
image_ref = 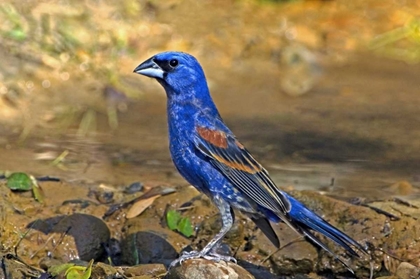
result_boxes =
[193,123,366,267]
[193,123,291,215]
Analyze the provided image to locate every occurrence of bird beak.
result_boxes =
[133,57,164,79]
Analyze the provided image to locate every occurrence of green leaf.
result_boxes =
[177,217,194,237]
[30,175,45,203]
[49,263,75,276]
[166,210,181,230]
[6,172,33,190]
[81,260,94,279]
[65,259,93,279]
[65,266,86,279]
[32,183,45,203]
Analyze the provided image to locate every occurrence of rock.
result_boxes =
[287,190,381,276]
[395,262,420,279]
[250,221,318,275]
[121,231,177,265]
[124,182,144,194]
[91,262,120,278]
[28,213,110,262]
[237,260,291,279]
[52,213,110,261]
[103,238,122,266]
[93,186,115,204]
[368,199,420,220]
[167,259,254,279]
[124,263,166,277]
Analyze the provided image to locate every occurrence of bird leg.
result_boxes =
[169,195,237,267]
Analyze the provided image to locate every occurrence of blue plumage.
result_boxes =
[133,51,366,271]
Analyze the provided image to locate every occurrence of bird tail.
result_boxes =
[283,193,367,273]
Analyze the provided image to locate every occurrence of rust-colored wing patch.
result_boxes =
[194,124,291,214]
[212,154,258,173]
[196,127,228,148]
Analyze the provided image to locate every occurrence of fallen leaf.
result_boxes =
[7,172,33,191]
[126,195,161,219]
[166,209,182,230]
[177,217,194,237]
[32,183,45,203]
[65,259,94,279]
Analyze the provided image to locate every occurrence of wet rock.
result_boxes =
[368,199,420,220]
[395,262,420,279]
[89,183,117,204]
[167,259,254,279]
[376,216,420,268]
[94,188,115,204]
[103,238,122,266]
[237,260,289,279]
[91,262,120,278]
[28,213,110,262]
[121,230,177,265]
[124,263,166,277]
[124,182,144,194]
[287,191,381,276]
[251,221,318,275]
[52,213,110,261]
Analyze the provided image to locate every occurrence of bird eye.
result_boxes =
[169,59,178,68]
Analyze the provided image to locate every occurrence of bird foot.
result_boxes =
[205,251,237,264]
[169,250,237,268]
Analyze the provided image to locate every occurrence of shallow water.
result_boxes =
[0,0,419,200]
[1,53,419,201]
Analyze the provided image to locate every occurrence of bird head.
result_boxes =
[133,51,209,99]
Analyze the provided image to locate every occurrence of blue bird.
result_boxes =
[133,51,366,270]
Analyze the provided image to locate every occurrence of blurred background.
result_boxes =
[0,0,419,199]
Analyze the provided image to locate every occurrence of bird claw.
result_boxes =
[205,252,237,264]
[169,250,200,268]
[169,250,237,268]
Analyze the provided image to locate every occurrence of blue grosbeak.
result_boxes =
[134,51,366,270]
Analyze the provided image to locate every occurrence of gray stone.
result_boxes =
[167,259,255,279]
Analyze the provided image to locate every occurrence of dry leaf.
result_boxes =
[126,195,161,219]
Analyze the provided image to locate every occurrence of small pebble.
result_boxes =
[94,189,114,204]
[124,182,144,194]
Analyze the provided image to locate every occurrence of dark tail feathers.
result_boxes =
[285,193,368,273]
